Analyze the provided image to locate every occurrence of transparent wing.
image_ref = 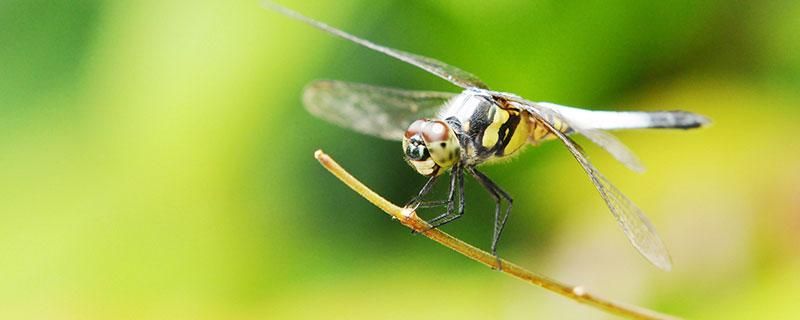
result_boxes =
[533,111,673,270]
[576,128,645,173]
[497,93,671,269]
[303,80,455,140]
[533,101,645,172]
[529,100,710,172]
[263,1,488,90]
[495,92,645,172]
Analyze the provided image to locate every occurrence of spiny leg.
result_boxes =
[412,163,459,234]
[466,167,503,268]
[425,163,461,226]
[406,174,451,209]
[415,199,451,208]
[468,167,513,270]
[426,162,465,230]
[405,175,440,208]
[468,168,502,242]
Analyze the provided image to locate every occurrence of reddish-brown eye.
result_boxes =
[421,120,449,142]
[405,119,426,138]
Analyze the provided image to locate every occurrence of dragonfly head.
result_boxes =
[402,119,461,176]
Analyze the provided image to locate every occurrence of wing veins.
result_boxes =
[303,80,455,140]
[533,111,673,271]
[263,2,488,89]
[495,92,645,172]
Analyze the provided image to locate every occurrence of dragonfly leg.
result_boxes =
[415,199,450,208]
[413,163,463,234]
[426,163,465,229]
[468,167,513,271]
[404,175,440,208]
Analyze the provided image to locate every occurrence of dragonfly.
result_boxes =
[264,2,709,271]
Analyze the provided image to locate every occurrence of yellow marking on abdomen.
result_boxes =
[482,107,509,149]
[526,111,573,145]
[503,114,529,156]
[530,121,549,142]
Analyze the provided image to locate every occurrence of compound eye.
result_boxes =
[405,119,426,139]
[421,120,450,142]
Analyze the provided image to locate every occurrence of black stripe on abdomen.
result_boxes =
[492,112,521,156]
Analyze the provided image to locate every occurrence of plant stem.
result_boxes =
[314,149,681,320]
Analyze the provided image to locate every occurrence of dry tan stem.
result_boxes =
[314,149,681,320]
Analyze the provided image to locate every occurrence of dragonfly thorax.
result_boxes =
[439,91,496,126]
[402,119,460,176]
[439,91,531,165]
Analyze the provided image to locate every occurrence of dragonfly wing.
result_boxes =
[533,112,673,270]
[534,101,710,172]
[575,128,645,173]
[263,2,488,90]
[500,94,645,172]
[303,80,455,140]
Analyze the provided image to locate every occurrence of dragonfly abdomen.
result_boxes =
[536,102,709,130]
[526,111,574,145]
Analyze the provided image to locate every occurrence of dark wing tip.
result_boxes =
[672,111,711,129]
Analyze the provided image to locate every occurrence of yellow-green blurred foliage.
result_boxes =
[2,0,799,319]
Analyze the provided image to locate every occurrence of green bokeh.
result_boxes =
[1,0,798,319]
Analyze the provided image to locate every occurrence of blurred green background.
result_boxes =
[2,0,799,319]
